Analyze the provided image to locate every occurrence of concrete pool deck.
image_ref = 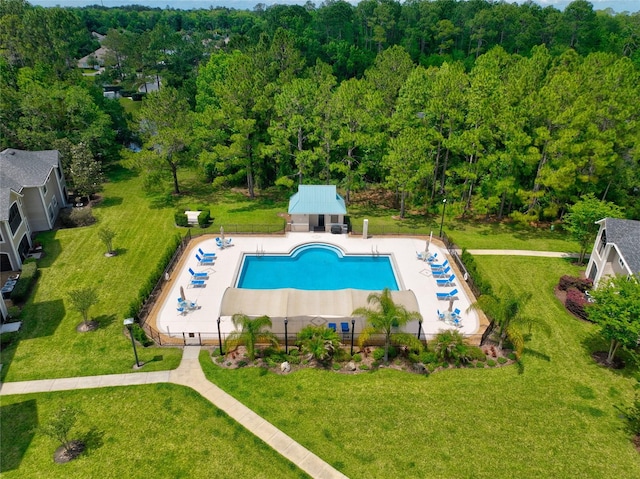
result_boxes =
[148,232,484,343]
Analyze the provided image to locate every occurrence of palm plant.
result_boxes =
[225,314,278,361]
[353,288,422,363]
[432,329,470,364]
[297,325,341,363]
[468,287,549,359]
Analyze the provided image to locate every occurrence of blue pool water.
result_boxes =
[236,244,399,291]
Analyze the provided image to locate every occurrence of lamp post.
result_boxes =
[350,319,355,356]
[417,319,423,341]
[284,318,289,354]
[123,318,140,368]
[217,317,223,355]
[439,198,447,238]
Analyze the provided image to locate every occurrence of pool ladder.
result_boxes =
[371,245,380,256]
[256,245,265,257]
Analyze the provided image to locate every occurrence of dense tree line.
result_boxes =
[1,0,639,220]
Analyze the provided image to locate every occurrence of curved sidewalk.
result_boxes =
[0,346,348,479]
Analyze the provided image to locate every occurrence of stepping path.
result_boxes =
[0,346,348,479]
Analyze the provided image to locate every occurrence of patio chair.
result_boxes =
[416,251,424,261]
[225,238,232,246]
[432,266,452,278]
[437,309,445,321]
[198,247,216,258]
[188,267,209,279]
[187,299,198,310]
[215,237,224,248]
[453,308,461,317]
[195,254,215,266]
[341,322,350,340]
[452,317,462,328]
[177,306,186,315]
[328,323,337,332]
[430,260,449,270]
[426,253,438,263]
[189,279,206,288]
[436,288,459,300]
[435,274,456,287]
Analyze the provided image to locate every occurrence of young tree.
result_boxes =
[97,227,116,255]
[353,288,422,363]
[225,314,278,361]
[297,325,341,363]
[40,406,83,462]
[587,274,640,366]
[67,287,99,330]
[68,143,105,202]
[564,193,624,263]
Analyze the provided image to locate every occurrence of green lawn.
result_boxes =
[0,165,183,381]
[200,257,640,478]
[0,384,308,479]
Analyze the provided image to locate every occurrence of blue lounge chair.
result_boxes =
[436,274,456,287]
[452,317,462,328]
[177,306,186,315]
[430,260,449,270]
[215,237,224,248]
[453,308,461,316]
[426,253,438,263]
[188,267,209,279]
[189,279,206,288]
[198,247,216,258]
[432,266,452,278]
[436,288,459,300]
[328,323,337,332]
[195,254,215,266]
[341,322,350,333]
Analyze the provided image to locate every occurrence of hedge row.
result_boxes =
[125,233,182,320]
[460,247,493,296]
[10,261,39,303]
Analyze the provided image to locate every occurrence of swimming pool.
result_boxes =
[236,244,399,291]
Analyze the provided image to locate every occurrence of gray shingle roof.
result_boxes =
[288,185,347,215]
[0,148,59,221]
[603,217,640,275]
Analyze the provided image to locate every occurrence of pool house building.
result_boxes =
[288,185,347,233]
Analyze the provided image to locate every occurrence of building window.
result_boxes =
[598,230,607,256]
[18,234,30,260]
[48,203,55,221]
[8,203,22,235]
[330,215,339,223]
[588,264,598,281]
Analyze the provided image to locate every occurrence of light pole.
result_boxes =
[123,318,141,368]
[350,319,355,356]
[284,318,289,354]
[439,198,447,238]
[417,319,423,341]
[217,317,223,355]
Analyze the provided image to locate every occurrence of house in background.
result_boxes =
[586,217,640,287]
[0,149,68,272]
[288,185,347,233]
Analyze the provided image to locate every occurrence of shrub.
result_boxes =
[352,353,362,363]
[132,323,153,347]
[497,357,508,364]
[332,363,341,371]
[334,348,351,362]
[467,346,486,361]
[264,357,277,368]
[286,354,301,365]
[419,351,437,364]
[174,210,189,227]
[359,364,370,370]
[487,359,497,367]
[237,360,248,368]
[507,352,517,360]
[197,209,210,228]
[433,330,470,363]
[211,347,222,357]
[565,287,589,321]
[0,331,19,349]
[373,348,385,361]
[426,363,437,373]
[7,306,21,320]
[10,261,39,303]
[476,362,485,368]
[408,352,420,364]
[67,207,96,227]
[559,275,593,292]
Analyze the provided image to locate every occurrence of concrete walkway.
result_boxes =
[0,346,348,479]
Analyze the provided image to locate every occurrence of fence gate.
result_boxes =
[182,332,202,346]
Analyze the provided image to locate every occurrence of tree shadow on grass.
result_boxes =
[93,314,116,330]
[79,427,105,456]
[522,347,551,362]
[581,331,636,378]
[33,232,62,269]
[92,196,123,209]
[0,399,38,472]
[105,163,138,183]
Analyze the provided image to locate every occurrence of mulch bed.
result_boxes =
[53,440,85,464]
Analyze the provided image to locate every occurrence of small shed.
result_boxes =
[288,185,346,232]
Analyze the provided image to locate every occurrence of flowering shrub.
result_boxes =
[559,275,593,292]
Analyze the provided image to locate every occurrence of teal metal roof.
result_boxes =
[288,185,347,215]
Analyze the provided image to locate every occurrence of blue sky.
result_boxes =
[26,1,640,13]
